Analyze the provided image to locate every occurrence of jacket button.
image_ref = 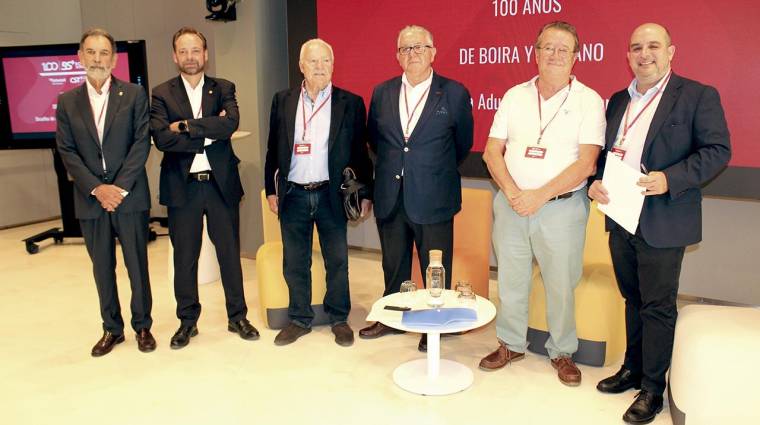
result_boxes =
[395,175,400,180]
[403,147,409,152]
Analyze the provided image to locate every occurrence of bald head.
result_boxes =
[627,22,675,93]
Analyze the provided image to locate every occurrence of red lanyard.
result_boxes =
[301,81,332,141]
[536,78,572,145]
[618,71,672,147]
[402,82,430,140]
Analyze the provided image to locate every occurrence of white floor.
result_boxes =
[1,220,674,425]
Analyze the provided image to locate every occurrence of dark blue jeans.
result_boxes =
[279,183,350,328]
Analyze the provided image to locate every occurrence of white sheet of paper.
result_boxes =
[598,155,646,234]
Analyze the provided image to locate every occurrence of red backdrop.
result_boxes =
[317,0,758,168]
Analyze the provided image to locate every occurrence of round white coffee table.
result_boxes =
[366,289,496,395]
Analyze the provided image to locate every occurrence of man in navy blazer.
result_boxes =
[56,29,154,356]
[264,39,373,347]
[359,25,473,351]
[151,27,259,349]
[589,23,730,424]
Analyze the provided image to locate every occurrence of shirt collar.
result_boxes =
[628,71,671,100]
[302,81,333,103]
[524,75,578,91]
[86,76,111,97]
[181,74,205,93]
[402,69,434,89]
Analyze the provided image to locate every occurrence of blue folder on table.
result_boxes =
[401,308,477,327]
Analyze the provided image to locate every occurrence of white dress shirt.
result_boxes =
[182,74,215,173]
[289,82,332,184]
[85,76,110,171]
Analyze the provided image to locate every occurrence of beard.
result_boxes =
[178,60,205,76]
[86,66,111,82]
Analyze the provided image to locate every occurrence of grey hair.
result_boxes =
[397,25,434,48]
[299,38,334,62]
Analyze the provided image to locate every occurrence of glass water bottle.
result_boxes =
[426,249,445,307]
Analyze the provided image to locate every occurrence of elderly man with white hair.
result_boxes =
[264,38,373,347]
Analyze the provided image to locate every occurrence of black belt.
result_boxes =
[188,171,213,182]
[547,190,577,202]
[290,181,329,191]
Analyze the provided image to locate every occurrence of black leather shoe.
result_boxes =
[331,323,354,347]
[274,323,311,346]
[418,334,427,352]
[228,319,260,341]
[135,328,156,353]
[597,367,642,393]
[623,391,663,424]
[91,331,125,357]
[170,324,198,349]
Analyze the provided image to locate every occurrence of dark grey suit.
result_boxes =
[56,77,152,334]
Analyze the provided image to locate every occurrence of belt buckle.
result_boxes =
[303,182,317,190]
[197,172,211,182]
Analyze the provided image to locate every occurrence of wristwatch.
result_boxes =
[178,120,188,133]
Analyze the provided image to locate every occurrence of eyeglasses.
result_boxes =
[539,46,573,57]
[398,44,432,55]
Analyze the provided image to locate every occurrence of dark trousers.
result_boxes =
[168,179,247,326]
[609,226,685,396]
[79,210,152,334]
[376,190,454,296]
[279,183,350,328]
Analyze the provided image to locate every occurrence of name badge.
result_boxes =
[524,146,547,159]
[610,147,627,160]
[295,143,311,155]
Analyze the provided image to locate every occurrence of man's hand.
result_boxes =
[638,171,668,196]
[93,184,126,212]
[169,121,184,133]
[588,180,610,204]
[266,194,278,214]
[219,109,226,117]
[360,199,373,218]
[511,189,549,217]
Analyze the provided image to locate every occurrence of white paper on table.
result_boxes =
[597,154,646,234]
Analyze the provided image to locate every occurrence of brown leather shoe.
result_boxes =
[331,323,354,347]
[274,323,311,346]
[135,328,156,353]
[551,356,582,386]
[478,343,525,370]
[358,321,405,339]
[91,331,125,357]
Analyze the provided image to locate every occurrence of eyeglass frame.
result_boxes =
[537,45,575,57]
[397,44,433,55]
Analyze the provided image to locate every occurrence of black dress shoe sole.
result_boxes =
[170,328,198,350]
[228,325,260,341]
[596,381,642,394]
[91,335,125,357]
[623,405,662,425]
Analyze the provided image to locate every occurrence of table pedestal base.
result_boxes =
[392,359,474,395]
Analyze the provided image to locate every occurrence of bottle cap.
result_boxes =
[429,249,443,265]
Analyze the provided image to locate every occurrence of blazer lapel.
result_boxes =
[284,88,299,153]
[641,73,682,161]
[170,76,194,119]
[408,73,443,142]
[605,94,629,149]
[201,77,217,118]
[101,77,123,142]
[327,87,345,153]
[387,78,404,144]
[74,84,100,151]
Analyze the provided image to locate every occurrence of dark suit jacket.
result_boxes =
[264,85,373,222]
[596,73,731,248]
[56,77,151,219]
[368,73,473,224]
[150,76,242,207]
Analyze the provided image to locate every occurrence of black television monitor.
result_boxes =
[0,40,148,150]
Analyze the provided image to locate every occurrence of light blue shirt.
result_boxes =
[289,82,332,184]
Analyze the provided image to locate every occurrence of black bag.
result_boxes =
[340,167,365,221]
